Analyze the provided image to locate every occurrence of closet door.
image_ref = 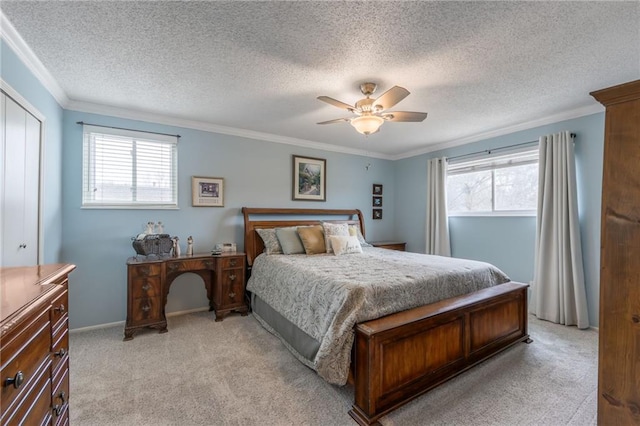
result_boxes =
[1,92,41,266]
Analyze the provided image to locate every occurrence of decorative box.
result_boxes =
[132,234,173,257]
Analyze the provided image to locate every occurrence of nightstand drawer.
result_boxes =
[219,256,243,269]
[220,269,243,286]
[166,258,215,273]
[129,263,162,278]
[371,241,406,251]
[130,276,161,298]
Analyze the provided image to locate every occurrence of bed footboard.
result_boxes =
[349,282,529,425]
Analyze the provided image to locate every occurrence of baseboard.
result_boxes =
[69,307,210,334]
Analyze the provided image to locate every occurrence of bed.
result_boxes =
[242,207,530,425]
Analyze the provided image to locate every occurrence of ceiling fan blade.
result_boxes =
[317,118,350,125]
[373,86,410,111]
[317,96,355,111]
[383,111,428,122]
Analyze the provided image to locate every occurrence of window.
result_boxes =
[82,125,178,208]
[446,147,538,215]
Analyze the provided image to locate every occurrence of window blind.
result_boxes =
[447,147,538,175]
[82,125,178,208]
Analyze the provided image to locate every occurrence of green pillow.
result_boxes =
[275,227,305,255]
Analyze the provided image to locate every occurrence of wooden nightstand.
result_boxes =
[125,253,248,340]
[370,241,407,251]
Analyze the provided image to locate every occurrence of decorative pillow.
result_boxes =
[348,224,372,247]
[322,222,350,253]
[256,228,283,255]
[296,225,326,255]
[275,227,305,255]
[330,235,363,255]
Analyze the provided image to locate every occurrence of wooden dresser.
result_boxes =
[591,79,640,425]
[370,241,407,251]
[125,253,248,340]
[0,263,75,426]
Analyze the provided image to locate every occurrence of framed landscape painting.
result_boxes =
[292,155,326,201]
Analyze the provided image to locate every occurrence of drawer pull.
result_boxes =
[53,391,66,417]
[205,260,214,269]
[54,348,66,358]
[229,274,236,281]
[54,304,66,313]
[229,259,237,267]
[142,283,151,291]
[142,305,150,312]
[229,292,236,300]
[168,263,179,272]
[4,371,24,389]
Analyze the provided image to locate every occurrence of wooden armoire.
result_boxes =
[590,79,640,425]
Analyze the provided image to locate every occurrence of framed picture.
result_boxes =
[292,155,326,201]
[373,184,383,195]
[192,176,224,207]
[373,209,383,220]
[373,196,383,207]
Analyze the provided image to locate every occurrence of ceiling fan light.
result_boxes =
[350,115,384,135]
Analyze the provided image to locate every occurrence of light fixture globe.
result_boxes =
[350,115,384,135]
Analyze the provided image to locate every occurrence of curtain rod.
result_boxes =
[77,121,181,138]
[447,133,575,162]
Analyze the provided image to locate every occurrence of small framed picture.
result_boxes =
[373,209,383,220]
[292,155,326,201]
[373,184,383,195]
[192,176,224,207]
[373,196,382,207]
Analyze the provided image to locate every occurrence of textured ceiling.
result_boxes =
[1,1,639,158]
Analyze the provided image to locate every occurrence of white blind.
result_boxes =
[82,125,178,208]
[447,146,538,175]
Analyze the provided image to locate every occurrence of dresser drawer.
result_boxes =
[51,326,69,377]
[1,357,51,426]
[52,365,69,424]
[220,280,245,308]
[130,297,162,324]
[166,258,215,273]
[130,276,161,298]
[219,256,243,269]
[50,289,68,330]
[0,308,51,414]
[129,263,162,278]
[220,269,243,286]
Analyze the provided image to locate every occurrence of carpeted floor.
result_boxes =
[70,313,598,426]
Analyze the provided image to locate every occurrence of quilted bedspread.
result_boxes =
[246,247,510,385]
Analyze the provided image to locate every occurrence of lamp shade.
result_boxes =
[350,115,384,135]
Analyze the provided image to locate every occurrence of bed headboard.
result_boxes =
[242,207,365,266]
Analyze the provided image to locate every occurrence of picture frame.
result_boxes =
[373,184,383,195]
[192,176,224,207]
[292,155,326,201]
[373,196,383,207]
[373,209,383,220]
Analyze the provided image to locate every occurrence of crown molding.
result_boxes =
[0,11,69,107]
[391,103,605,160]
[66,99,392,160]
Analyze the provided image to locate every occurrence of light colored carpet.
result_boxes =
[70,313,597,426]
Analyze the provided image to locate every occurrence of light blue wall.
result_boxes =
[1,39,64,263]
[62,111,396,329]
[394,113,604,326]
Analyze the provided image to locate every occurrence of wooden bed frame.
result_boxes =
[242,207,530,425]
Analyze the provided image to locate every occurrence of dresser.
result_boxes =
[125,253,248,340]
[591,79,640,425]
[0,263,75,426]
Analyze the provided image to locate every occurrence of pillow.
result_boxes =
[256,228,283,255]
[322,222,349,253]
[330,235,363,255]
[275,227,305,255]
[348,224,372,247]
[296,225,326,255]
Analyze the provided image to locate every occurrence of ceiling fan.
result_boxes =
[317,82,428,136]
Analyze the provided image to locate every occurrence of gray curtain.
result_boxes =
[531,131,589,329]
[425,157,451,256]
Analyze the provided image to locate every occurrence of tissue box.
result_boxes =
[213,243,236,253]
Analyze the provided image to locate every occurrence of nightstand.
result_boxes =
[370,241,407,251]
[124,253,248,340]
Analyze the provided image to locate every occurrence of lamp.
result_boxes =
[350,115,384,136]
